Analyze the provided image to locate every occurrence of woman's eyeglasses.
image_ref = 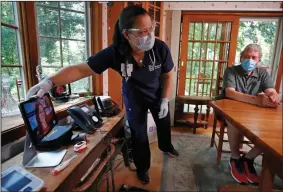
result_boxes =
[125,21,156,37]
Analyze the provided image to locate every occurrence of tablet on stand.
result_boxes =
[22,132,67,168]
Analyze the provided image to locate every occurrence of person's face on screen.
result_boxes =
[38,105,47,129]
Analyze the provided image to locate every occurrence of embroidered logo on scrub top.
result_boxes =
[148,63,161,72]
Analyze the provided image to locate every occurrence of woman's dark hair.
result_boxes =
[113,5,149,56]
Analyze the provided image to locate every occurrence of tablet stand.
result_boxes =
[22,132,67,168]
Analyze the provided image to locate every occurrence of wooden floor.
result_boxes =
[97,126,212,191]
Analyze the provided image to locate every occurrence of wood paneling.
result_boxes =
[18,2,39,90]
[182,11,283,17]
[90,2,103,96]
[107,2,124,106]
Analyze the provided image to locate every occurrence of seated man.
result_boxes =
[222,44,280,185]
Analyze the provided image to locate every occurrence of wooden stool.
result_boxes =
[176,96,213,134]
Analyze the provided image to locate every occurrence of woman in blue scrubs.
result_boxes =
[27,5,179,184]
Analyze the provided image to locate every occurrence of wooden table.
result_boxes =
[176,96,213,134]
[2,110,128,192]
[209,99,282,192]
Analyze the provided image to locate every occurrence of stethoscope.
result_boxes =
[121,49,156,81]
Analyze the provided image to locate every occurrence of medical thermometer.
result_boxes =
[51,155,77,175]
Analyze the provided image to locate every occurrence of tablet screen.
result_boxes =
[2,170,32,191]
[20,94,56,143]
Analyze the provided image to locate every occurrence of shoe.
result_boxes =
[136,170,150,184]
[167,148,179,157]
[242,155,260,185]
[229,157,248,184]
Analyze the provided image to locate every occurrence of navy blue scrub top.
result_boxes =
[87,39,174,102]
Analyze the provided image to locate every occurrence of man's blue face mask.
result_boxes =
[241,59,257,72]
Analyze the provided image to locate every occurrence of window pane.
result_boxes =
[70,78,89,93]
[37,6,59,37]
[61,11,85,39]
[42,67,89,93]
[1,2,15,25]
[236,20,278,68]
[37,1,59,7]
[1,67,24,101]
[1,26,19,65]
[39,38,61,66]
[62,40,85,65]
[60,2,84,12]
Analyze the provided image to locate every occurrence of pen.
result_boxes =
[51,155,77,176]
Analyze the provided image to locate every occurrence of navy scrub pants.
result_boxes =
[123,92,174,173]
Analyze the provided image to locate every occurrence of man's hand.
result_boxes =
[265,91,280,104]
[256,93,279,108]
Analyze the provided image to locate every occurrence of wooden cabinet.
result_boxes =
[124,1,163,39]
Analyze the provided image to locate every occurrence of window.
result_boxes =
[36,2,90,93]
[235,18,279,74]
[1,2,25,106]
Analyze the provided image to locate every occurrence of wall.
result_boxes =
[164,2,283,11]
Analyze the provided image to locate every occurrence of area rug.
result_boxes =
[161,132,282,192]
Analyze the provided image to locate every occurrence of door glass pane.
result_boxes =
[189,23,195,40]
[194,23,202,40]
[155,9,160,22]
[156,1,161,7]
[209,23,217,40]
[216,23,223,40]
[154,23,160,37]
[149,7,154,19]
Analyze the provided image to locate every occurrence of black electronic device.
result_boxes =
[18,93,73,151]
[67,104,103,134]
[50,84,71,103]
[96,96,121,117]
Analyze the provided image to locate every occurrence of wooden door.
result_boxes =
[178,15,240,97]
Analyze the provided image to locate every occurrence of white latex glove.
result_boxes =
[158,98,169,119]
[26,78,53,99]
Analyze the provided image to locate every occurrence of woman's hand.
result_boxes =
[158,98,169,119]
[26,78,53,99]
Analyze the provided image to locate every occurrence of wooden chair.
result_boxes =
[210,111,252,165]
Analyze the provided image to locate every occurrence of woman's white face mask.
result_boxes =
[129,32,155,51]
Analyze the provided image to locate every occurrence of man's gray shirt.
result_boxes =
[222,65,274,97]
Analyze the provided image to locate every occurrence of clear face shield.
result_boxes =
[125,20,156,38]
[123,21,156,51]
